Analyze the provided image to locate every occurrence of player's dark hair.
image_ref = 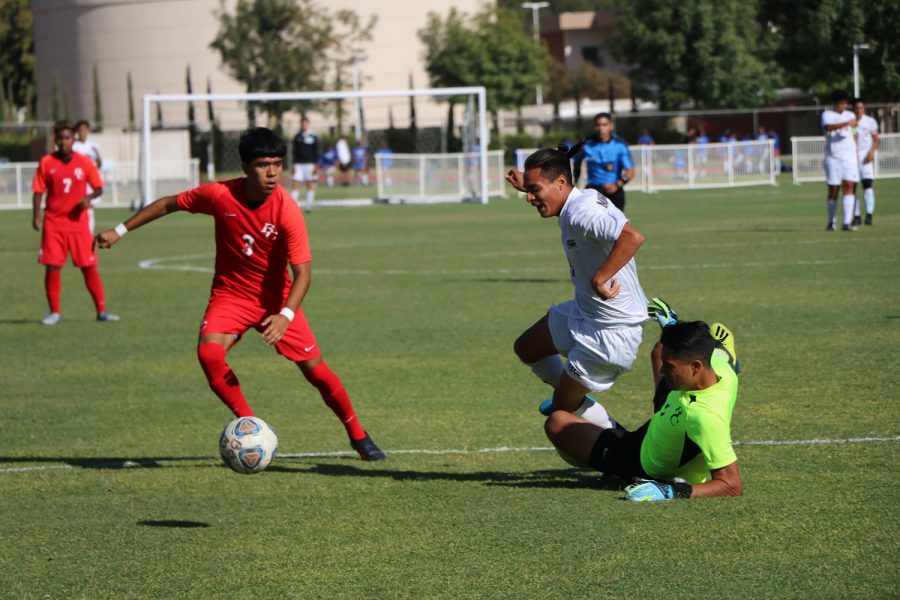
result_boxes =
[238,127,287,163]
[852,97,865,106]
[660,321,716,365]
[831,89,850,103]
[53,120,74,135]
[594,112,612,123]
[74,119,90,130]
[523,141,584,184]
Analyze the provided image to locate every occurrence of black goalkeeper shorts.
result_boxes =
[587,420,649,479]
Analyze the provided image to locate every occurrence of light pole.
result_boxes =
[521,2,549,106]
[853,43,870,98]
[351,53,368,140]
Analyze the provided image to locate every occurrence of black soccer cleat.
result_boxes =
[864,213,873,226]
[851,215,862,226]
[351,433,386,461]
[825,222,835,232]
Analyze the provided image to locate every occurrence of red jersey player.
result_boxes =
[32,120,118,325]
[95,127,385,460]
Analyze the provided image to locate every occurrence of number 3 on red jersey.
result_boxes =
[241,234,254,257]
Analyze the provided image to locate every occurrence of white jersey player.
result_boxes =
[852,98,879,226]
[290,117,318,213]
[506,144,648,428]
[821,90,859,232]
[73,120,103,233]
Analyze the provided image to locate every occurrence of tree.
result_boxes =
[613,0,780,109]
[419,6,549,132]
[0,0,34,117]
[211,0,374,128]
[759,0,899,102]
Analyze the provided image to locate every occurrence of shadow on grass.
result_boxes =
[1,456,626,492]
[137,520,210,528]
[268,462,623,491]
[0,456,210,470]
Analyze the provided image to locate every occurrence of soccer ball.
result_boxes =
[219,416,278,474]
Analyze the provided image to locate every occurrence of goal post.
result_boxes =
[141,87,489,206]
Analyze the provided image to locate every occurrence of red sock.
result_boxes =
[197,342,254,417]
[81,266,106,314]
[303,361,366,441]
[45,268,61,313]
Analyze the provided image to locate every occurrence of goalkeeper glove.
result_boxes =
[647,298,678,329]
[623,479,692,501]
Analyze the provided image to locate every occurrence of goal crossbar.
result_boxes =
[141,87,490,205]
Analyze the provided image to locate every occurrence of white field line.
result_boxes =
[2,436,897,474]
[138,254,898,276]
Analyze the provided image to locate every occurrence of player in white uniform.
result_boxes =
[73,120,103,233]
[852,98,879,226]
[821,90,859,232]
[506,144,648,428]
[290,118,318,213]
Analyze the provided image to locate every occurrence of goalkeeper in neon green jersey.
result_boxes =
[544,305,742,501]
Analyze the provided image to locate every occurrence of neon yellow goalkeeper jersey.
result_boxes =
[640,349,739,484]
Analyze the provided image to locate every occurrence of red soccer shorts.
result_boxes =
[39,222,98,268]
[199,295,320,362]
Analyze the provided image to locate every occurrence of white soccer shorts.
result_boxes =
[824,155,859,185]
[547,300,643,392]
[858,157,874,180]
[292,163,316,182]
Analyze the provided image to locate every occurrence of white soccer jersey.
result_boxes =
[821,110,856,159]
[558,187,648,327]
[73,139,100,166]
[856,114,879,159]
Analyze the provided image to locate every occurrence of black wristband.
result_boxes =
[671,481,693,499]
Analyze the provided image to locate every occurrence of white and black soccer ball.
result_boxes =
[219,416,278,474]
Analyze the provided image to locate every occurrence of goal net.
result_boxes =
[791,133,900,183]
[140,87,489,206]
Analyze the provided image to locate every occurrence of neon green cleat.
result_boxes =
[710,322,740,373]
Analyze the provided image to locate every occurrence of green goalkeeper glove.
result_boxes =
[648,298,678,329]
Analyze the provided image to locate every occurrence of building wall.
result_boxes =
[32,0,488,133]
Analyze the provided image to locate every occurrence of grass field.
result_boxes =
[2,175,898,599]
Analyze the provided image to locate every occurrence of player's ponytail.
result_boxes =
[524,141,579,185]
[565,139,586,160]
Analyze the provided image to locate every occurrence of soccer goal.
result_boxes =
[791,133,900,184]
[140,87,490,206]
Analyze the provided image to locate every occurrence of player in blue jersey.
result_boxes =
[636,129,654,146]
[375,140,394,186]
[351,139,369,187]
[572,113,634,213]
[317,144,338,188]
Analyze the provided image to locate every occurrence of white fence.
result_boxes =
[791,133,900,184]
[375,150,506,203]
[516,140,776,193]
[0,159,200,210]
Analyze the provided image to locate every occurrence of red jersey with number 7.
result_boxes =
[32,152,103,232]
[176,179,311,306]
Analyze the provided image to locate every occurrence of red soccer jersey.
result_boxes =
[32,152,103,232]
[176,179,311,305]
